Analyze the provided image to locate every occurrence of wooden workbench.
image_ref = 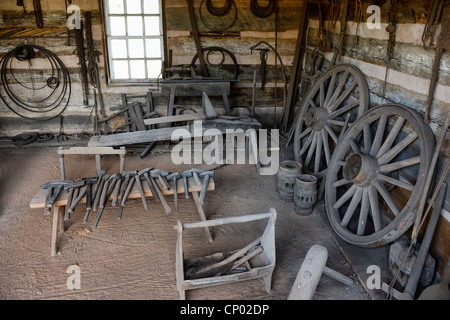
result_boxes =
[30,176,215,257]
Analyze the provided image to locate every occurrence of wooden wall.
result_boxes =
[0,0,449,274]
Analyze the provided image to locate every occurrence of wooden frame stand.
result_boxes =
[174,208,277,300]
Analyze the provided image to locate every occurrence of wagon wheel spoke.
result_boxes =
[332,178,352,188]
[327,101,360,120]
[375,116,406,158]
[374,180,400,216]
[304,131,318,168]
[379,156,421,173]
[369,113,388,156]
[377,132,418,165]
[363,123,372,154]
[368,185,382,232]
[328,79,357,112]
[314,132,323,173]
[340,186,363,227]
[321,130,331,166]
[324,71,337,106]
[326,70,350,110]
[298,129,315,157]
[333,184,357,210]
[357,188,370,235]
[377,173,414,191]
[324,124,338,144]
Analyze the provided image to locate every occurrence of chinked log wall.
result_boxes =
[0,0,449,271]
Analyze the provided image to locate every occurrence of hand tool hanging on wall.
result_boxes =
[259,49,270,90]
[250,40,288,125]
[424,4,450,124]
[16,0,29,20]
[333,0,349,65]
[382,0,399,97]
[187,0,209,77]
[317,2,331,53]
[422,0,445,50]
[74,20,89,106]
[32,0,44,28]
[85,11,107,133]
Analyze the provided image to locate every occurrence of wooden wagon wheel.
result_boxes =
[325,104,435,247]
[293,64,369,179]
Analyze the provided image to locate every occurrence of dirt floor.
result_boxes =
[0,141,392,301]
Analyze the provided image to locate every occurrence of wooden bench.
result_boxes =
[30,175,215,257]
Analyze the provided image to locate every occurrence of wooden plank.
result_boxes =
[143,113,205,126]
[30,177,215,209]
[87,118,262,147]
[57,146,127,155]
[187,0,209,77]
[160,81,231,96]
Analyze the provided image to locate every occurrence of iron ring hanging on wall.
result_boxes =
[14,45,35,61]
[206,0,233,16]
[250,0,277,18]
[200,0,237,32]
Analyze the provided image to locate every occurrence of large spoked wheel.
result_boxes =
[325,104,435,247]
[294,64,369,179]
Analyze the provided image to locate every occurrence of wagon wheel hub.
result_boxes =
[305,107,328,130]
[343,153,379,187]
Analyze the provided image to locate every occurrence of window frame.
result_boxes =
[100,0,167,85]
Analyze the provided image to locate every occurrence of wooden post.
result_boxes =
[280,1,309,133]
[187,0,209,77]
[51,206,64,257]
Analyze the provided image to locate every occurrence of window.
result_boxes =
[103,0,164,83]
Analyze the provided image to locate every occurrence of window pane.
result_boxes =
[128,39,145,58]
[108,0,124,14]
[110,16,126,36]
[145,39,161,58]
[144,16,160,36]
[127,16,143,36]
[111,39,128,58]
[144,0,160,14]
[126,0,141,14]
[147,59,161,78]
[113,60,129,79]
[130,60,146,78]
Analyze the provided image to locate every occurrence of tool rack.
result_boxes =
[29,175,215,257]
